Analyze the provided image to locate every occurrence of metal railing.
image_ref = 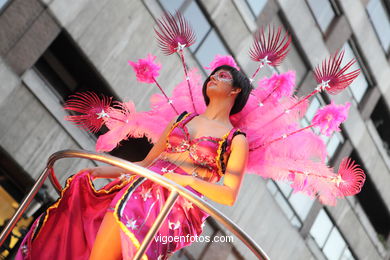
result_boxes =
[0,149,269,259]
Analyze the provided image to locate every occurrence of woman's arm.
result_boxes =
[164,134,249,206]
[90,116,178,179]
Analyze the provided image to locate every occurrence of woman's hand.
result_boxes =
[163,172,193,186]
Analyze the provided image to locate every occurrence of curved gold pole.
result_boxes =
[0,150,270,259]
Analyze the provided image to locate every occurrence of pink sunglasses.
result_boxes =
[210,71,233,83]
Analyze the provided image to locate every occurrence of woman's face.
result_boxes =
[206,69,234,98]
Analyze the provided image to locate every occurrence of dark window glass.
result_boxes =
[352,150,390,239]
[33,32,151,161]
[34,32,117,103]
[370,98,390,157]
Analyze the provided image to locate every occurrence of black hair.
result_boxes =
[202,65,253,115]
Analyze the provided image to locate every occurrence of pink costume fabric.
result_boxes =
[16,112,245,260]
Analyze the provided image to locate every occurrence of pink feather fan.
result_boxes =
[249,25,291,67]
[154,11,196,55]
[314,50,360,94]
[64,92,112,133]
[63,13,366,205]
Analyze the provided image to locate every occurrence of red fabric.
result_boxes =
[16,172,125,260]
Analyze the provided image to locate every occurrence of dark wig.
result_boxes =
[202,65,253,115]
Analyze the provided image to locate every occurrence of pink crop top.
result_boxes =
[165,112,245,180]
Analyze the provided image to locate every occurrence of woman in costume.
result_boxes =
[16,65,252,260]
[16,11,366,260]
[89,65,252,259]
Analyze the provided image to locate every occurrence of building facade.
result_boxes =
[1,0,390,259]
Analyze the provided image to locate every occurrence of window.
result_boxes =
[272,15,309,85]
[245,0,267,18]
[306,0,337,34]
[370,97,390,157]
[159,0,185,12]
[366,0,390,53]
[33,32,151,162]
[310,209,356,260]
[194,29,229,67]
[182,1,210,52]
[267,180,315,228]
[34,32,117,103]
[351,151,390,241]
[342,42,369,104]
[0,0,9,11]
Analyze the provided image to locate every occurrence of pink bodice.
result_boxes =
[165,112,244,181]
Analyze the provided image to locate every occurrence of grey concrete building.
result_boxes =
[1,0,390,259]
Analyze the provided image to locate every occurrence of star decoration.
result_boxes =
[182,200,193,211]
[126,219,138,230]
[332,174,344,187]
[168,220,180,230]
[21,245,28,255]
[315,79,331,92]
[139,187,153,201]
[167,169,174,173]
[260,56,271,66]
[281,134,287,139]
[96,109,109,119]
[175,42,187,52]
[258,102,264,107]
[168,99,173,104]
[161,167,168,173]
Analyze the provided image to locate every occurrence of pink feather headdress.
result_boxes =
[63,12,366,206]
[204,55,240,71]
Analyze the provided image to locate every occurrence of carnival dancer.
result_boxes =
[16,11,365,260]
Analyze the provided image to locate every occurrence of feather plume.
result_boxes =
[128,54,161,84]
[258,71,295,104]
[154,11,196,55]
[314,50,360,95]
[204,55,239,71]
[249,25,291,67]
[64,92,112,133]
[336,158,366,196]
[312,101,350,136]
